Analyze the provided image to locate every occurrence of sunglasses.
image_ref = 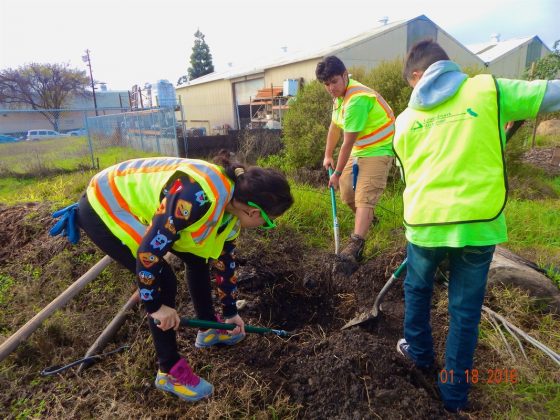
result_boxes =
[247,201,277,230]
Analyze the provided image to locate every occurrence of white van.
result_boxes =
[26,129,66,141]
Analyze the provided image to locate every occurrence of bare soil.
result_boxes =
[522,146,560,176]
[0,203,511,419]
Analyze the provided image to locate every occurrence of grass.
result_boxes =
[0,171,93,205]
[0,136,160,178]
[0,136,92,174]
[476,286,560,419]
[0,146,160,205]
[279,170,405,257]
[505,198,560,267]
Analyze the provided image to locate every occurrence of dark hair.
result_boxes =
[315,56,346,82]
[213,150,293,217]
[403,39,450,82]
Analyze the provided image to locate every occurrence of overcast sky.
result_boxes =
[0,0,558,91]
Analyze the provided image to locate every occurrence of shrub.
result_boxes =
[282,81,331,169]
[524,40,560,80]
[355,59,412,116]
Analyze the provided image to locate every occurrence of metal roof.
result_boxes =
[467,36,540,63]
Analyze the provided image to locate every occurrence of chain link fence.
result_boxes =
[0,108,180,177]
[87,107,179,160]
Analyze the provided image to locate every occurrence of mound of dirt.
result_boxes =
[536,119,560,137]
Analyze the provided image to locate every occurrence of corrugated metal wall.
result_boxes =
[488,45,530,78]
[437,32,486,69]
[336,26,408,69]
[176,79,234,133]
[264,58,321,87]
[487,39,549,78]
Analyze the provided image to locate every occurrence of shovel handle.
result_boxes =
[327,167,340,254]
[394,258,407,278]
[154,317,289,337]
[372,259,408,313]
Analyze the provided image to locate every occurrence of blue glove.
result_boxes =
[49,203,80,244]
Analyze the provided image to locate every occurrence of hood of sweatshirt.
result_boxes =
[408,60,468,111]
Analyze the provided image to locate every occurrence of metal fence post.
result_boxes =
[154,110,161,154]
[84,111,95,169]
[171,107,179,157]
[137,114,145,152]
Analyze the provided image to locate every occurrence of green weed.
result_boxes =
[11,397,46,420]
[540,264,560,287]
[0,273,15,305]
[22,264,41,281]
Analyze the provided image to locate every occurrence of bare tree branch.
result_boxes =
[0,62,90,130]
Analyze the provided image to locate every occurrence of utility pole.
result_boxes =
[82,49,98,116]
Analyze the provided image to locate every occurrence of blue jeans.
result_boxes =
[403,242,495,411]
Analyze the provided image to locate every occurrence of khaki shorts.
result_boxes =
[339,155,393,208]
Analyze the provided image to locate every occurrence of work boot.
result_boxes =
[155,358,213,402]
[339,234,365,262]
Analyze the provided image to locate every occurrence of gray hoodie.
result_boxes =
[410,60,560,113]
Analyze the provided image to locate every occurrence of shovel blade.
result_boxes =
[341,307,379,329]
[341,262,407,330]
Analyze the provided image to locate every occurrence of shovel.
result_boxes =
[155,317,291,337]
[327,167,340,254]
[342,258,407,329]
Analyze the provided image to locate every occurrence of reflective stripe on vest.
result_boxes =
[184,162,234,243]
[336,79,395,151]
[393,74,506,226]
[226,219,241,241]
[87,157,235,259]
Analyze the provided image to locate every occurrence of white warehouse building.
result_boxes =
[175,15,485,133]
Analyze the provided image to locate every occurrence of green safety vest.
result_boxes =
[86,157,239,259]
[393,75,507,226]
[332,79,395,153]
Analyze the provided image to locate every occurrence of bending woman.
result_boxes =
[56,151,293,402]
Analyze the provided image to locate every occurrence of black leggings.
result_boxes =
[77,193,216,372]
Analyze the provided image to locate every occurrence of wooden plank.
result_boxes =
[0,256,113,363]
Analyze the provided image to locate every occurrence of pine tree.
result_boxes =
[187,30,214,81]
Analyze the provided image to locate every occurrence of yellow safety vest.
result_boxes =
[393,75,507,226]
[333,79,395,153]
[86,157,239,259]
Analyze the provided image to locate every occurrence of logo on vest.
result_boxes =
[411,109,478,131]
[466,108,478,117]
[412,120,423,130]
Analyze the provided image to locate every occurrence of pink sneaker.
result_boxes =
[154,358,213,401]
